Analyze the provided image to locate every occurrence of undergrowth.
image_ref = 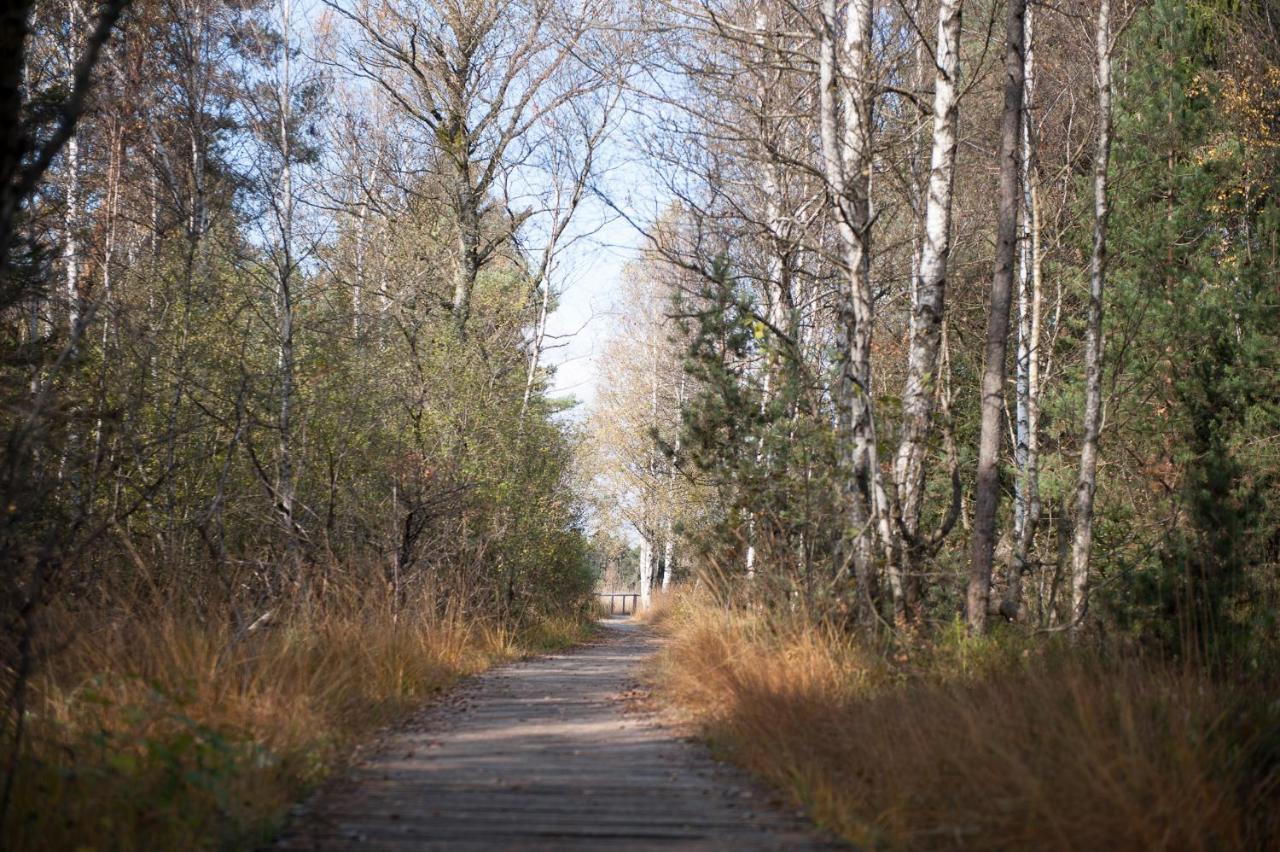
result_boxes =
[4,589,593,850]
[649,591,1280,850]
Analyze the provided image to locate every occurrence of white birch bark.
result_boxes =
[274,0,301,565]
[744,4,790,582]
[1007,2,1041,619]
[890,0,962,623]
[521,277,552,419]
[63,134,80,334]
[63,0,83,335]
[1071,0,1113,631]
[639,534,653,610]
[819,0,879,613]
[661,518,674,591]
[352,147,382,338]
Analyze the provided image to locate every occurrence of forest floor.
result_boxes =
[275,617,840,850]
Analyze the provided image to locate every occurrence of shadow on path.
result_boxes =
[277,617,841,850]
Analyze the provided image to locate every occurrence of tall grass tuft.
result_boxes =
[5,584,594,850]
[650,592,1280,850]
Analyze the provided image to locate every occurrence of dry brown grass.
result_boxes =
[5,589,593,850]
[650,591,1280,851]
[635,588,679,624]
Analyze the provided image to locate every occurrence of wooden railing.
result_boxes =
[596,592,640,615]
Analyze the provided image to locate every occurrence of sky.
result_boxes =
[539,122,664,418]
[542,212,641,416]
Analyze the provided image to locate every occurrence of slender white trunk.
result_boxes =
[63,0,83,334]
[352,148,382,339]
[92,126,123,485]
[643,295,661,603]
[64,134,81,334]
[747,5,789,581]
[276,0,300,566]
[353,195,367,337]
[639,535,653,610]
[661,518,674,592]
[1008,3,1041,619]
[890,0,962,623]
[820,0,879,612]
[1071,0,1113,631]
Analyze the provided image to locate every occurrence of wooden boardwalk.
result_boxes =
[277,618,840,850]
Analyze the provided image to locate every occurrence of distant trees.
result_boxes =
[585,243,690,604]
[327,0,623,331]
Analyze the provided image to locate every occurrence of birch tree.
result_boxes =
[1005,0,1041,620]
[890,0,963,625]
[328,0,615,332]
[1071,0,1115,631]
[243,0,327,567]
[819,0,880,617]
[519,87,623,421]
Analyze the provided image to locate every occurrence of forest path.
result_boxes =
[277,617,839,850]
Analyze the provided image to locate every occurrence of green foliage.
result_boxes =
[673,259,844,605]
[1095,0,1280,665]
[12,678,279,850]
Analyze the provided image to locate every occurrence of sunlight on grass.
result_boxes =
[6,591,595,850]
[648,590,1280,851]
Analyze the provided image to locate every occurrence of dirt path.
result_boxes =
[277,617,839,850]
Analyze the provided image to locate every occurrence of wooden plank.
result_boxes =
[277,621,843,850]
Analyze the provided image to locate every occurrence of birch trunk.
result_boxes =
[520,277,551,419]
[275,0,300,568]
[1007,3,1041,619]
[745,4,790,582]
[969,0,1025,633]
[820,0,878,616]
[891,0,962,624]
[63,0,83,335]
[453,174,480,330]
[638,534,653,610]
[661,518,674,591]
[1071,0,1113,631]
[63,134,81,334]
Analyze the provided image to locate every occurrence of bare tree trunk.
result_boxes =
[744,3,787,582]
[453,174,480,330]
[63,138,81,333]
[275,0,300,569]
[820,0,878,618]
[661,517,674,591]
[59,1,85,490]
[62,0,85,334]
[353,193,365,337]
[1007,2,1041,620]
[970,0,1025,633]
[891,0,962,625]
[1071,0,1113,632]
[639,534,653,610]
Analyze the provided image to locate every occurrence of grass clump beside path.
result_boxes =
[646,591,1280,851]
[5,590,593,851]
